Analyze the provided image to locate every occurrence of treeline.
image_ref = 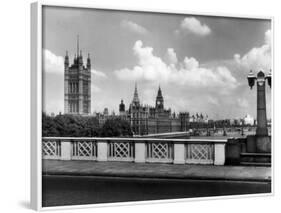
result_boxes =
[42,113,133,137]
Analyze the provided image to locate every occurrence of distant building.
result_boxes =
[243,114,254,125]
[229,119,235,126]
[128,84,149,135]
[92,84,191,135]
[127,84,189,135]
[103,108,109,117]
[119,99,126,115]
[188,113,209,129]
[64,37,91,115]
[179,112,190,131]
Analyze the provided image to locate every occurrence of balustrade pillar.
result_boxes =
[61,141,71,160]
[135,141,146,163]
[97,140,108,161]
[214,143,225,165]
[173,143,185,164]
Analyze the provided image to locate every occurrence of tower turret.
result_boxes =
[77,35,79,57]
[132,83,140,106]
[119,99,126,116]
[73,53,77,64]
[155,85,164,110]
[87,53,91,69]
[64,37,91,115]
[78,50,83,66]
[64,51,69,67]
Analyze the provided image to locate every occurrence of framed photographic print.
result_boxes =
[31,1,273,210]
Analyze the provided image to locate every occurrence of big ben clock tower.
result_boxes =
[155,86,164,111]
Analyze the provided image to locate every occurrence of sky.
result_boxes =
[42,6,272,120]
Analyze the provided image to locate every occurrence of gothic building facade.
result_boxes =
[119,84,189,135]
[64,38,91,115]
[128,85,149,134]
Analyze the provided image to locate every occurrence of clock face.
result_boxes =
[157,101,161,105]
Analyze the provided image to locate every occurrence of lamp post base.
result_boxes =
[237,135,272,166]
[246,135,271,153]
[256,136,271,153]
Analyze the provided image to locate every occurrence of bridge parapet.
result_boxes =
[42,137,227,165]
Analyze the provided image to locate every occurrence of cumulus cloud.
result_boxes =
[207,96,219,105]
[43,49,107,113]
[178,17,211,36]
[121,20,148,35]
[43,49,64,74]
[114,40,237,90]
[91,69,107,78]
[265,29,271,45]
[91,85,101,93]
[165,48,178,64]
[234,29,272,71]
[43,49,107,78]
[237,98,249,108]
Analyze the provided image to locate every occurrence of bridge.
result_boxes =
[43,137,227,165]
[42,136,271,207]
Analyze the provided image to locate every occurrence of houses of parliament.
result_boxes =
[64,38,190,135]
[119,84,190,135]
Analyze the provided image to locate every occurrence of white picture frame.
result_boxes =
[31,1,274,211]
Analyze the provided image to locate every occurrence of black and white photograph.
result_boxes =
[36,3,272,209]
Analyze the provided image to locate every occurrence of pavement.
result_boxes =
[42,160,271,182]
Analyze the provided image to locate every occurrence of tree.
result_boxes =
[42,112,58,136]
[81,117,100,137]
[42,113,100,137]
[100,118,132,137]
[42,113,132,137]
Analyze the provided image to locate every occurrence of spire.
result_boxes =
[156,84,164,109]
[65,51,69,58]
[73,53,77,63]
[132,83,140,104]
[78,49,83,65]
[65,50,69,60]
[65,50,69,66]
[87,53,91,68]
[157,85,162,98]
[77,35,79,56]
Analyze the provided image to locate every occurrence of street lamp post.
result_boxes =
[247,70,271,152]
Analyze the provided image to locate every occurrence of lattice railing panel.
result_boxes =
[42,140,61,159]
[72,141,97,160]
[146,142,173,163]
[108,141,134,161]
[186,144,214,164]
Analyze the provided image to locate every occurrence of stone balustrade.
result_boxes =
[42,137,227,165]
